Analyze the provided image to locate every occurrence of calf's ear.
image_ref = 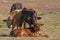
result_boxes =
[37,23,44,26]
[37,17,42,20]
[40,24,44,26]
[3,19,7,22]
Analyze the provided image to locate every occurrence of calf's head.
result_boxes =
[31,23,44,32]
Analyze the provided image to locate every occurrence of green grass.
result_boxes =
[0,19,7,28]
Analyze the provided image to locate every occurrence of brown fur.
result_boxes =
[10,28,49,37]
[9,9,22,20]
[10,23,42,37]
[6,9,22,30]
[10,29,40,37]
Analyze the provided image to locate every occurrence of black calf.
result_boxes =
[19,8,37,28]
[10,3,22,13]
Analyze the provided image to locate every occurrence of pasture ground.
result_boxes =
[0,0,60,40]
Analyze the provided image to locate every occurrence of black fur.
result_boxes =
[10,3,22,13]
[19,8,37,28]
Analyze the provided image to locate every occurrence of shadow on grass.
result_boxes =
[0,25,2,28]
[0,34,10,37]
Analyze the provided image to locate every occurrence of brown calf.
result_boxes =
[10,29,40,37]
[4,9,22,31]
[10,23,48,37]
